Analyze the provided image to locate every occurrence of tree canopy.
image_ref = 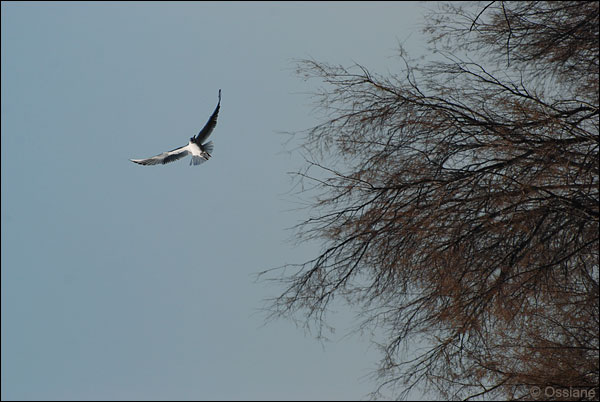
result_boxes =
[265,2,599,400]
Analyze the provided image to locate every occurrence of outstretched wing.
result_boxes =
[130,144,190,166]
[193,89,221,145]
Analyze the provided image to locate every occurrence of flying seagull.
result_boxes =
[130,89,221,166]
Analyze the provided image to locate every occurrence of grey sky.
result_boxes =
[1,2,430,400]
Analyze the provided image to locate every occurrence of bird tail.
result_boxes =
[203,141,214,154]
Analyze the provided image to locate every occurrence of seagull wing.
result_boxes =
[193,89,221,145]
[130,144,191,166]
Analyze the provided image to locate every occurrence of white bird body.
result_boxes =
[130,90,221,166]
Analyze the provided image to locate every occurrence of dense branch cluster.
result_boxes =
[267,2,599,400]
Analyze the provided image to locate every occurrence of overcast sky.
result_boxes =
[1,2,430,400]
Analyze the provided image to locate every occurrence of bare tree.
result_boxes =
[263,1,599,400]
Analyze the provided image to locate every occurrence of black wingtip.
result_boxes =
[218,89,221,102]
